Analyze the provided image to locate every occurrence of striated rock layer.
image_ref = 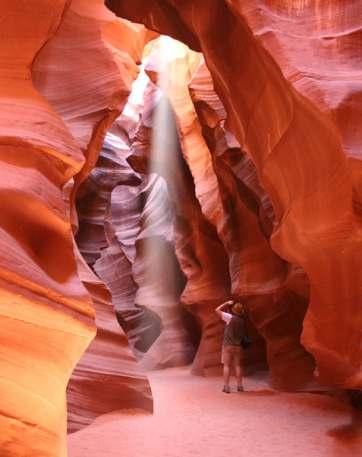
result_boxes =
[127,74,233,373]
[67,251,152,433]
[140,41,266,375]
[188,59,313,386]
[0,2,94,456]
[32,0,154,227]
[1,3,361,456]
[0,0,154,454]
[137,38,312,385]
[107,0,362,390]
[77,88,198,369]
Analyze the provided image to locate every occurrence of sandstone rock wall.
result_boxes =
[67,250,152,433]
[132,38,312,385]
[107,0,362,389]
[2,2,361,455]
[0,2,94,455]
[77,83,198,369]
[126,75,233,373]
[188,60,314,387]
[0,1,153,454]
[78,35,314,384]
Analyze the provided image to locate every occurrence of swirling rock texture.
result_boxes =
[0,2,94,456]
[107,0,362,391]
[139,39,313,385]
[67,249,152,433]
[187,59,314,387]
[127,75,234,374]
[41,1,155,435]
[142,42,265,375]
[77,88,198,369]
[2,1,362,455]
[0,1,154,454]
[32,0,154,225]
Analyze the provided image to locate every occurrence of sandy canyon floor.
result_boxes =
[69,367,362,457]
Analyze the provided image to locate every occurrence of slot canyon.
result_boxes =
[0,1,361,456]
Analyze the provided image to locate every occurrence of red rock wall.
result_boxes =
[2,2,361,455]
[67,250,152,433]
[32,0,150,226]
[77,89,198,369]
[107,0,362,389]
[0,2,94,455]
[188,60,314,387]
[234,1,362,159]
[80,36,312,383]
[127,76,233,373]
[0,1,153,453]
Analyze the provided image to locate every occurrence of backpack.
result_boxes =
[240,309,252,349]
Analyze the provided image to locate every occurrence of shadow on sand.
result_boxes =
[327,410,362,445]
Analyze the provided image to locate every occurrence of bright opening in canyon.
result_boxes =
[0,1,361,457]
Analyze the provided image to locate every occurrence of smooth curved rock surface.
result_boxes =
[67,251,152,433]
[188,59,314,387]
[78,91,197,369]
[0,1,154,454]
[2,2,362,456]
[108,0,362,389]
[32,0,153,228]
[233,0,362,160]
[128,77,233,373]
[0,2,95,456]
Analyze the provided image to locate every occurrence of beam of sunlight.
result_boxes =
[142,37,181,311]
[136,36,191,364]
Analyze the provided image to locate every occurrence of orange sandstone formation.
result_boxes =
[234,1,362,161]
[78,96,197,368]
[33,0,154,434]
[188,60,314,387]
[107,0,362,389]
[0,0,154,454]
[1,1,361,456]
[140,39,312,386]
[32,0,153,225]
[0,2,94,456]
[127,78,232,372]
[67,251,152,433]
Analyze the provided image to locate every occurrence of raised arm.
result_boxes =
[215,300,234,317]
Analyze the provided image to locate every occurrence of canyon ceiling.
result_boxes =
[0,1,361,456]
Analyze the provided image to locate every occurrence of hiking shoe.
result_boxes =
[222,385,231,393]
[237,385,244,392]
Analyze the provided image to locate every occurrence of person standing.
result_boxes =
[216,299,247,393]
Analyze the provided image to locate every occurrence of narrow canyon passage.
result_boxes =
[69,367,362,457]
[1,2,361,456]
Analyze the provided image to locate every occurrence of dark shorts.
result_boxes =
[221,345,241,365]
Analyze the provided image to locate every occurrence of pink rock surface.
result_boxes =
[233,0,362,160]
[127,76,233,373]
[79,103,197,369]
[0,1,153,454]
[67,251,152,433]
[32,0,151,225]
[2,2,362,456]
[0,2,95,455]
[188,59,314,387]
[108,0,362,390]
